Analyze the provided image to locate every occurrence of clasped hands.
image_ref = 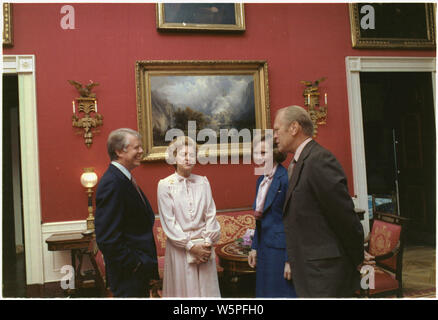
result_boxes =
[189,242,212,264]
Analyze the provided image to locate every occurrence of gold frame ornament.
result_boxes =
[135,60,270,162]
[349,3,436,49]
[156,3,245,32]
[3,3,13,47]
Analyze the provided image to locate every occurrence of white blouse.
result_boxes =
[157,172,221,252]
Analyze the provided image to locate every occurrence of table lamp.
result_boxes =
[80,167,98,231]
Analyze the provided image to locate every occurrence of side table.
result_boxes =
[216,241,256,297]
[46,232,103,294]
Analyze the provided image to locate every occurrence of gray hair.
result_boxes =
[107,128,141,161]
[277,105,314,137]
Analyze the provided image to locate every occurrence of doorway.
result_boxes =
[2,74,27,297]
[360,72,436,245]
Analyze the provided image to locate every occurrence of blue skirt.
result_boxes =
[255,241,297,298]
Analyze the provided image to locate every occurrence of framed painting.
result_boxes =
[3,3,13,47]
[135,60,270,162]
[156,3,245,32]
[349,3,436,49]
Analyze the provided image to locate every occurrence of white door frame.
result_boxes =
[3,55,44,285]
[345,56,436,236]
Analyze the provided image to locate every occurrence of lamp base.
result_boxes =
[86,214,95,231]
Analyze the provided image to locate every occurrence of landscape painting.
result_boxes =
[135,60,270,161]
[151,75,255,147]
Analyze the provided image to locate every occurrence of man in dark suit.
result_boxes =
[273,106,364,297]
[95,128,159,297]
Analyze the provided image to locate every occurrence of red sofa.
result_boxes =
[153,210,255,279]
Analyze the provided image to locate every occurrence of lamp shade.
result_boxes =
[80,168,98,188]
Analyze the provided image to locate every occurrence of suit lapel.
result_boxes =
[252,176,263,210]
[262,166,284,213]
[283,140,316,213]
[109,164,152,218]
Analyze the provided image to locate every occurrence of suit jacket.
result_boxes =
[283,140,364,297]
[252,164,288,253]
[95,164,159,297]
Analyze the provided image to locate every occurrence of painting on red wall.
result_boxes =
[135,60,270,161]
[349,3,435,49]
[156,3,245,32]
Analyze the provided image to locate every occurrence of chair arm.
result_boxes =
[374,241,400,261]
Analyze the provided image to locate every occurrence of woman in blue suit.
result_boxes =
[248,135,296,298]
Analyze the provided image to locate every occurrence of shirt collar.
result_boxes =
[174,171,195,183]
[111,161,131,180]
[294,137,312,162]
[264,163,278,179]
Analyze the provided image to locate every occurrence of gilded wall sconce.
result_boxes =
[69,80,103,148]
[301,77,328,138]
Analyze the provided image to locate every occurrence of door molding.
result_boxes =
[3,55,44,284]
[345,56,436,236]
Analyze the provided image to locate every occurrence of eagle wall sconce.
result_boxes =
[69,80,103,148]
[301,77,328,138]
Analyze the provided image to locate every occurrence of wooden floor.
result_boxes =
[402,245,436,297]
[3,246,436,298]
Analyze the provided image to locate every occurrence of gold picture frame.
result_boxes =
[135,60,270,162]
[156,3,245,32]
[3,3,13,47]
[349,3,436,49]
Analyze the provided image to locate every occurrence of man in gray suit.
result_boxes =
[273,105,364,297]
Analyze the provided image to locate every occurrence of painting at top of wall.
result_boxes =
[349,3,435,49]
[156,3,245,32]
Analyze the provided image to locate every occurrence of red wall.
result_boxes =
[5,3,435,223]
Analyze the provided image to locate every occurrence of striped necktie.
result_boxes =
[131,176,146,205]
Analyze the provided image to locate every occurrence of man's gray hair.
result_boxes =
[277,105,314,137]
[107,128,142,161]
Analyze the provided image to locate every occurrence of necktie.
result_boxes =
[131,176,146,205]
[288,159,297,180]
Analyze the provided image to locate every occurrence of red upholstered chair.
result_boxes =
[362,211,409,298]
[153,217,167,280]
[151,217,167,297]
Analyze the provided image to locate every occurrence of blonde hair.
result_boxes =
[166,136,198,168]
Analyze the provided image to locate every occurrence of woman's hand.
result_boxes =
[248,249,257,268]
[284,262,292,280]
[190,243,212,264]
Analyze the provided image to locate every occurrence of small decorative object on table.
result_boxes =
[235,228,254,254]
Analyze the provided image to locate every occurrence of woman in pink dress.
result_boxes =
[157,136,221,297]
